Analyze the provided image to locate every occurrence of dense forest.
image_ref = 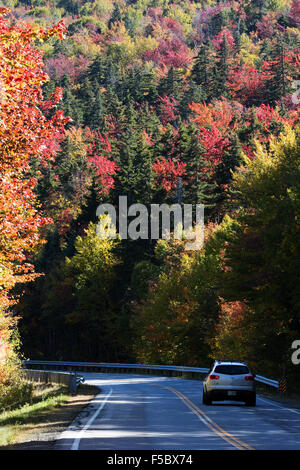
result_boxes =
[0,0,300,401]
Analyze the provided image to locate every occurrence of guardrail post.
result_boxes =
[68,373,77,395]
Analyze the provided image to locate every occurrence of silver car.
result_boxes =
[202,361,256,406]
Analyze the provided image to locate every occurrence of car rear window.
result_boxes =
[214,365,249,375]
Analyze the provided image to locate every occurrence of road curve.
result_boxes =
[55,372,300,450]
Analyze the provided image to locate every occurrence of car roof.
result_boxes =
[214,361,248,366]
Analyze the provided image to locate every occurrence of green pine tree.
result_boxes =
[213,35,230,98]
[158,67,185,101]
[180,123,216,215]
[108,3,122,29]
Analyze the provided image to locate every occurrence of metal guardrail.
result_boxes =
[254,374,279,389]
[23,360,279,389]
[23,368,85,394]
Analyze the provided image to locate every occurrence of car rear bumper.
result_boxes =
[207,389,255,401]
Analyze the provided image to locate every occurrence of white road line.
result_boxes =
[257,396,300,415]
[71,388,113,450]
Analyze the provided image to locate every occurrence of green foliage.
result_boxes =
[209,125,300,377]
[131,260,160,300]
[0,366,33,411]
[131,237,221,366]
[58,221,121,359]
[0,309,32,410]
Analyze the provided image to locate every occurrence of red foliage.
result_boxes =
[242,144,255,160]
[255,104,299,131]
[195,2,236,42]
[189,99,237,174]
[198,126,229,169]
[86,133,119,195]
[45,53,91,81]
[0,9,69,305]
[143,37,192,69]
[289,0,300,28]
[147,7,163,19]
[211,27,235,51]
[227,64,271,104]
[158,95,179,125]
[220,300,246,321]
[153,157,186,192]
[189,99,242,133]
[159,17,183,38]
[256,12,277,39]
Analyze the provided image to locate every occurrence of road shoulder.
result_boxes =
[0,385,99,450]
[257,389,300,410]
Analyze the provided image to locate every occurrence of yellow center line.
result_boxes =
[153,384,255,450]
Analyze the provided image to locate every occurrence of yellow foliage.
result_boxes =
[94,0,114,17]
[168,8,193,36]
[104,21,158,63]
[72,31,102,59]
[232,124,298,197]
[134,36,158,56]
[240,34,260,66]
[267,0,292,11]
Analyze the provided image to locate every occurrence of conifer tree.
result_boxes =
[108,3,122,29]
[76,77,97,127]
[158,67,185,102]
[59,74,79,125]
[214,133,243,218]
[263,34,291,105]
[180,80,207,120]
[127,68,158,105]
[190,44,214,101]
[214,35,230,98]
[88,87,105,130]
[180,123,216,215]
[209,10,228,36]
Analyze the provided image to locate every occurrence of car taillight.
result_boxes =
[209,374,220,380]
[245,375,255,381]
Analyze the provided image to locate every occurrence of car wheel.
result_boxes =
[245,394,256,406]
[205,391,212,405]
[202,389,207,405]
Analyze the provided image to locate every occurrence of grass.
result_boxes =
[0,384,69,447]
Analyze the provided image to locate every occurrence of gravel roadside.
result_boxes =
[0,385,100,450]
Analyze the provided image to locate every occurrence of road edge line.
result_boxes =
[71,388,113,450]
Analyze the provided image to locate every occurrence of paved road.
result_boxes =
[55,372,300,450]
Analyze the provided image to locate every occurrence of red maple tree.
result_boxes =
[86,132,119,195]
[153,157,186,192]
[0,8,69,307]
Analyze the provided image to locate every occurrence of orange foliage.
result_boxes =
[0,9,69,307]
[189,98,243,133]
